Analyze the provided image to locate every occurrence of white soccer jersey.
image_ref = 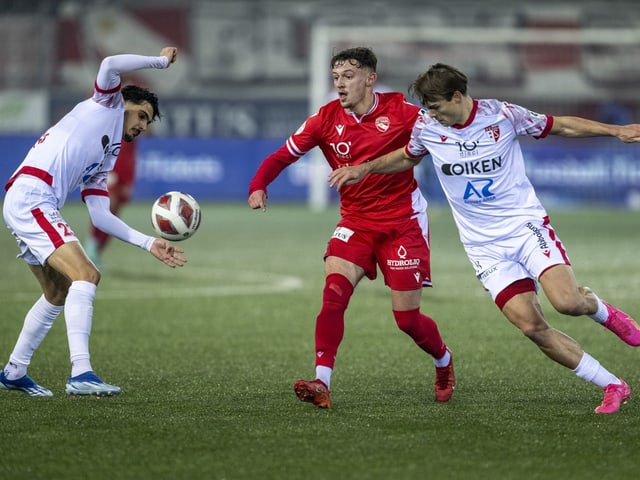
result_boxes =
[5,54,169,209]
[406,98,553,246]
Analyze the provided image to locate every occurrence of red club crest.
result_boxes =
[485,125,500,142]
[375,116,390,132]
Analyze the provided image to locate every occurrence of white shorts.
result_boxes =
[2,177,79,266]
[464,216,571,301]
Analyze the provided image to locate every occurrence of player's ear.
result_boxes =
[366,71,377,87]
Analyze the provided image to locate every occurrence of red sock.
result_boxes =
[393,308,446,359]
[314,273,354,369]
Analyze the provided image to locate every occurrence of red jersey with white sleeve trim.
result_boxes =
[249,92,423,228]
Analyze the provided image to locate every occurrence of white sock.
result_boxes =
[573,352,620,388]
[588,293,608,324]
[65,281,96,377]
[434,349,451,368]
[5,295,63,380]
[316,365,332,390]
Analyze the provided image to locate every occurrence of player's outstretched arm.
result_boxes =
[248,190,268,212]
[551,116,640,142]
[150,238,187,268]
[328,147,422,191]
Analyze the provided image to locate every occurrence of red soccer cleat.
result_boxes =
[293,379,332,408]
[434,349,455,403]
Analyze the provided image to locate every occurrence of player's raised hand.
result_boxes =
[160,47,178,66]
[150,238,187,268]
[328,165,368,191]
[248,190,268,212]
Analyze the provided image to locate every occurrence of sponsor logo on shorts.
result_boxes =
[526,222,551,256]
[387,245,420,268]
[331,226,354,242]
[478,265,498,281]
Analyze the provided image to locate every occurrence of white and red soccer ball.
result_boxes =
[151,191,201,241]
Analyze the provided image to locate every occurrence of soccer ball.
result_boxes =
[151,191,201,241]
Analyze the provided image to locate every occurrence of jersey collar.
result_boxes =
[452,99,478,129]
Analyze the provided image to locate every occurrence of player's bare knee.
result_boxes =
[75,265,101,285]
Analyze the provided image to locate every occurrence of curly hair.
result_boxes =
[121,85,161,121]
[330,47,377,72]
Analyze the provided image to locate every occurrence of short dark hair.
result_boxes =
[409,63,468,106]
[121,85,161,121]
[330,47,377,72]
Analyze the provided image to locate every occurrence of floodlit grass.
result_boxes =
[1,202,639,480]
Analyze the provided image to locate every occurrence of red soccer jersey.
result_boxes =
[249,92,422,228]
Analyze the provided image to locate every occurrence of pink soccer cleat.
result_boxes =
[602,302,640,346]
[595,380,631,414]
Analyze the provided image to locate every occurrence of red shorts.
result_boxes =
[324,215,431,291]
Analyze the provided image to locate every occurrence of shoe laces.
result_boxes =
[601,384,623,407]
[435,365,454,389]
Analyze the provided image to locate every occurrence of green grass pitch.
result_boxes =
[1,201,639,480]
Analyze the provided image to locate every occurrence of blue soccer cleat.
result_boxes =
[65,371,121,397]
[0,369,53,397]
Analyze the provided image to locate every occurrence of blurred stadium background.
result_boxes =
[1,0,640,209]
